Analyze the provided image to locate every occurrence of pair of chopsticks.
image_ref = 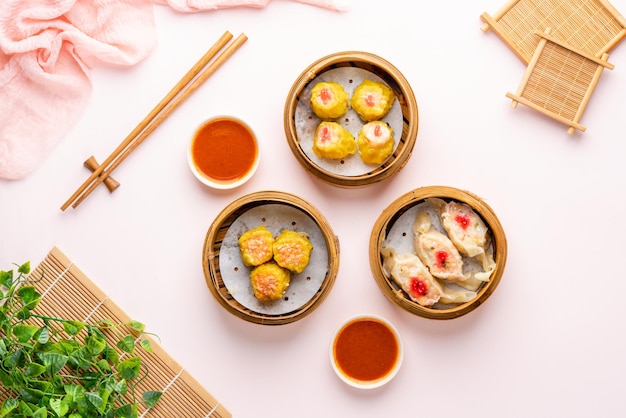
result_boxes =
[61,31,247,211]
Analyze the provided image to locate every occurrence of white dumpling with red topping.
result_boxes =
[431,198,496,281]
[382,248,477,306]
[382,247,443,307]
[412,210,467,283]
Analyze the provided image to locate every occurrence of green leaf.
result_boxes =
[24,363,46,377]
[85,392,104,410]
[127,321,145,333]
[32,406,47,418]
[42,352,68,376]
[113,379,127,395]
[0,398,18,417]
[104,348,120,366]
[142,391,162,408]
[0,370,13,387]
[19,387,44,404]
[116,335,135,354]
[17,286,40,310]
[13,324,39,343]
[49,398,70,417]
[18,262,30,275]
[139,339,153,353]
[118,357,141,380]
[85,333,106,355]
[64,384,85,402]
[63,320,85,336]
[34,326,50,344]
[7,348,25,368]
[114,404,138,418]
[0,270,13,288]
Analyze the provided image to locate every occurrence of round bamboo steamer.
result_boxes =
[284,51,418,188]
[369,186,508,320]
[202,191,340,325]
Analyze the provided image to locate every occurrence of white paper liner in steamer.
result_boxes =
[294,67,403,176]
[219,204,329,315]
[382,199,495,309]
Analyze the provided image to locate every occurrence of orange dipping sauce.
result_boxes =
[332,317,401,387]
[190,117,258,186]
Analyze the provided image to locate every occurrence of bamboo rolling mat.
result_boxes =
[506,28,614,133]
[481,0,626,64]
[10,246,231,418]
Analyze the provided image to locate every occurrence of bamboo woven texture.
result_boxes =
[9,247,231,418]
[506,29,614,133]
[481,0,626,64]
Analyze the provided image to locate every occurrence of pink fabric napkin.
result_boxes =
[0,0,345,180]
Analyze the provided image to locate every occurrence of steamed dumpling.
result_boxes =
[310,81,349,119]
[351,79,395,121]
[413,210,466,282]
[272,229,313,273]
[238,226,274,267]
[357,121,394,165]
[382,248,477,307]
[430,198,497,282]
[382,247,443,307]
[249,262,291,302]
[312,121,356,159]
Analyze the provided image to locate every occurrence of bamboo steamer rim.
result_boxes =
[369,186,508,320]
[284,51,419,188]
[202,190,340,325]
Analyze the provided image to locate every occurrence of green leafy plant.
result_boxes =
[0,262,162,417]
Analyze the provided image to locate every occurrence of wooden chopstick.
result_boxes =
[61,31,248,211]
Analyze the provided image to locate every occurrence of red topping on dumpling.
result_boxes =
[455,213,470,229]
[374,124,382,137]
[410,277,429,296]
[435,251,448,268]
[320,87,332,104]
[320,126,331,143]
[365,94,376,107]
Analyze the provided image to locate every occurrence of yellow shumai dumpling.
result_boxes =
[357,121,394,165]
[310,81,349,119]
[351,79,395,121]
[312,121,356,159]
[238,225,274,267]
[249,262,291,302]
[272,230,313,273]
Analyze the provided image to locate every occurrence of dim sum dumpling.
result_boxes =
[312,121,356,159]
[238,225,274,267]
[382,247,443,307]
[357,121,394,165]
[382,248,477,306]
[351,79,395,121]
[272,229,313,273]
[249,262,291,302]
[413,210,467,283]
[430,198,496,282]
[310,81,349,119]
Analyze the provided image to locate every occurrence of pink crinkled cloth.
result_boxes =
[0,0,344,180]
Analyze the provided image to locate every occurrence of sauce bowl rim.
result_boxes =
[187,115,260,190]
[329,313,404,389]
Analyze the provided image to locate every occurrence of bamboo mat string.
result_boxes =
[40,262,73,297]
[137,368,186,418]
[84,297,109,322]
[205,402,222,418]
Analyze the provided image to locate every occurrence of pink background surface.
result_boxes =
[3,1,626,416]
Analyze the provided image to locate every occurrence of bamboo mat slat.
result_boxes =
[7,246,231,418]
[481,0,626,64]
[505,29,614,134]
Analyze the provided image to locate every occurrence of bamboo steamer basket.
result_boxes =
[203,191,340,325]
[369,186,508,320]
[284,51,418,188]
